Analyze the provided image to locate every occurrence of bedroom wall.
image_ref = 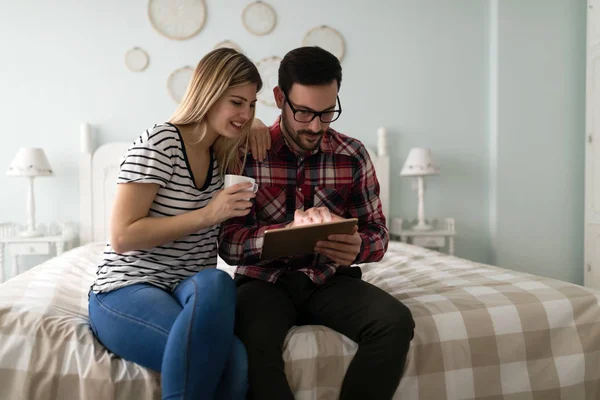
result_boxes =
[0,0,586,285]
[489,0,586,284]
[0,0,491,265]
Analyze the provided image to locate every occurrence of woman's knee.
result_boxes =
[190,268,236,297]
[181,269,237,316]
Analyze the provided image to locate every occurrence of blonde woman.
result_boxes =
[88,49,265,400]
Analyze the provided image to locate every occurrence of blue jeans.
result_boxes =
[88,269,248,400]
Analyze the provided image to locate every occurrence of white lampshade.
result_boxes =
[6,148,53,177]
[400,147,439,177]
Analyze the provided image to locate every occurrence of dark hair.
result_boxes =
[278,46,342,95]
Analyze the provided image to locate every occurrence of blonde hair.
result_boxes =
[169,48,263,175]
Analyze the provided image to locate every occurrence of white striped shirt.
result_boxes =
[91,123,223,294]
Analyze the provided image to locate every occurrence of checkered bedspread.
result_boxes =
[1,242,599,399]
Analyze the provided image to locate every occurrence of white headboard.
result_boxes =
[79,124,130,245]
[366,127,390,224]
[78,124,390,245]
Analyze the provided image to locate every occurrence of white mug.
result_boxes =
[224,174,259,193]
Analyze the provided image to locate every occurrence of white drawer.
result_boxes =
[412,236,445,248]
[9,242,50,255]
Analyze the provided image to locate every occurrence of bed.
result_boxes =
[1,124,599,400]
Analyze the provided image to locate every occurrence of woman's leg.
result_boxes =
[88,283,182,372]
[88,268,243,399]
[165,268,241,399]
[214,336,249,400]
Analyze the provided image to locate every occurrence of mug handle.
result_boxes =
[251,183,259,193]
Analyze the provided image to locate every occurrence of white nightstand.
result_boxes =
[390,217,456,255]
[0,223,76,283]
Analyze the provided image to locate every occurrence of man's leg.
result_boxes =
[235,275,298,400]
[307,268,415,400]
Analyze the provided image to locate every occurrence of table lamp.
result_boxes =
[400,147,439,231]
[6,148,53,237]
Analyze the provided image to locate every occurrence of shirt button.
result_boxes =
[299,187,302,192]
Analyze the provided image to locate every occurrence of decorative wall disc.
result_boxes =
[302,25,346,61]
[242,1,277,36]
[125,47,150,72]
[148,0,207,40]
[256,56,281,107]
[167,66,194,103]
[213,40,243,53]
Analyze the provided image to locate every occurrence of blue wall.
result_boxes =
[0,0,586,283]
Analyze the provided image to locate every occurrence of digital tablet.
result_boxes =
[260,218,358,260]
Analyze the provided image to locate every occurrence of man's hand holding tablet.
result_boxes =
[288,208,362,267]
[261,207,361,263]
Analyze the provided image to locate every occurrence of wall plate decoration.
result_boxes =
[124,47,150,72]
[167,66,194,103]
[213,40,243,53]
[148,0,207,40]
[256,56,281,107]
[302,25,346,61]
[242,1,277,36]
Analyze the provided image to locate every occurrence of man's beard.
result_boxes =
[281,112,324,152]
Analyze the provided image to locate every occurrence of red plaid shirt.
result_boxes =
[218,118,389,284]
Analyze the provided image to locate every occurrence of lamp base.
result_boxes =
[19,229,43,238]
[412,221,433,231]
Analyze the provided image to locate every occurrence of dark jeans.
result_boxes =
[234,267,415,400]
[89,269,248,400]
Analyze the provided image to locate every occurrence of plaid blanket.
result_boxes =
[1,242,599,399]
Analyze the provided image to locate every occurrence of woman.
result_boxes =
[88,48,265,399]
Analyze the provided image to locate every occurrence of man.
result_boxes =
[219,46,415,400]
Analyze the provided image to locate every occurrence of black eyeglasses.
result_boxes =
[283,93,342,123]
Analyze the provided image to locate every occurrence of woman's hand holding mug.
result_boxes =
[206,175,259,224]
